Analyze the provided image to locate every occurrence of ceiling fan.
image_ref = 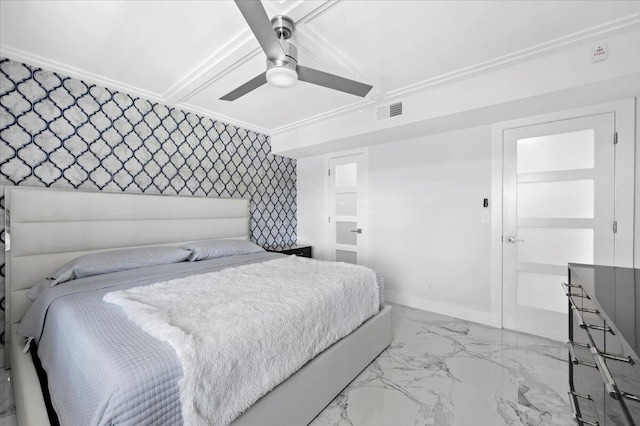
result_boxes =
[220,0,373,101]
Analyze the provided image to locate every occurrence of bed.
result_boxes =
[4,186,392,426]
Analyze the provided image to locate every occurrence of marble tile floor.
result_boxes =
[310,303,573,426]
[0,303,571,426]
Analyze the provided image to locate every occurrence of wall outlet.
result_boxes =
[481,212,490,223]
[427,285,432,293]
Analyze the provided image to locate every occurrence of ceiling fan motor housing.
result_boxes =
[267,39,298,70]
[271,15,295,40]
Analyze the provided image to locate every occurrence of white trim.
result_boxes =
[490,123,504,329]
[164,43,262,104]
[272,99,376,134]
[490,98,636,331]
[614,99,636,267]
[294,0,341,25]
[517,218,594,229]
[386,290,496,327]
[387,13,640,99]
[517,169,594,183]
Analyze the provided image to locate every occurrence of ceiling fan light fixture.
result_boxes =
[266,65,298,88]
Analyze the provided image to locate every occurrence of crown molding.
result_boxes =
[294,24,379,92]
[271,98,375,134]
[175,102,270,136]
[3,9,638,138]
[386,12,640,99]
[295,0,341,24]
[162,33,260,104]
[271,12,640,135]
[0,45,271,135]
[164,43,264,105]
[0,44,164,103]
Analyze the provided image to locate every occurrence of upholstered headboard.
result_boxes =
[4,186,250,367]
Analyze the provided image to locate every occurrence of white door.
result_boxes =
[328,153,369,265]
[503,113,615,340]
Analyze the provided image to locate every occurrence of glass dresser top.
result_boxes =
[570,263,640,358]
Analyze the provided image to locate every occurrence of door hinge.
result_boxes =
[328,169,331,176]
[328,216,331,223]
[613,221,617,233]
[613,132,618,145]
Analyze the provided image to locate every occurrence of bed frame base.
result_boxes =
[11,306,392,426]
[10,325,49,426]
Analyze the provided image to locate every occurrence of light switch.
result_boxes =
[481,212,490,223]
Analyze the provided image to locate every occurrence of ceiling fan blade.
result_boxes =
[234,0,286,62]
[297,66,372,97]
[219,72,267,101]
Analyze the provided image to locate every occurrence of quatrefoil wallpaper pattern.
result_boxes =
[0,57,297,340]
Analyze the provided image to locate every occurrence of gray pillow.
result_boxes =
[182,239,264,261]
[49,246,191,286]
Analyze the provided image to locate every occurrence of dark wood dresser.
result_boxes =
[567,264,640,425]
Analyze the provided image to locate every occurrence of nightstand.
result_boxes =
[266,244,312,258]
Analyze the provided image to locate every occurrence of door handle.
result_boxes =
[350,228,362,234]
[504,236,524,243]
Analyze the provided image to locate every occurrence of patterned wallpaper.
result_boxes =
[0,57,297,343]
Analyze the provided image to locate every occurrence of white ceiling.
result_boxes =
[2,1,639,134]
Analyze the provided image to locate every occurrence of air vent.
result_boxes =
[376,101,404,120]
[389,101,403,117]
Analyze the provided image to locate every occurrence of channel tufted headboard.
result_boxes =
[4,186,250,368]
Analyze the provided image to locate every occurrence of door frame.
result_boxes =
[324,147,371,266]
[490,98,636,330]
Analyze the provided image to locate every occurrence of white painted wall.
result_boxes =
[298,99,639,327]
[295,28,640,327]
[296,155,327,259]
[370,127,493,321]
[297,126,495,324]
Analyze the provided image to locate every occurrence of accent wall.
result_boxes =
[0,57,297,344]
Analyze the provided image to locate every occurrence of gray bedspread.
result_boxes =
[16,253,385,425]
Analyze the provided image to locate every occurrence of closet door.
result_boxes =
[328,153,369,265]
[502,113,615,340]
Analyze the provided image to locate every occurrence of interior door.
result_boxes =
[328,154,369,265]
[503,113,615,341]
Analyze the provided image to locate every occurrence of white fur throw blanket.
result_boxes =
[104,256,379,426]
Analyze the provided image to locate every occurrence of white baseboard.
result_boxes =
[385,290,499,328]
